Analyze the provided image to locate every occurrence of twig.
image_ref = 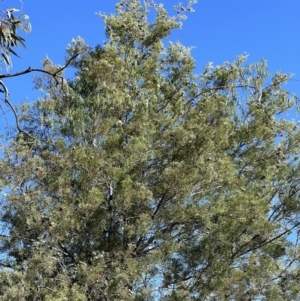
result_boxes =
[0,53,79,82]
[58,240,76,263]
[0,53,80,137]
[238,221,300,258]
[0,80,34,138]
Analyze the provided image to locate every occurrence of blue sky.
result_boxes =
[1,0,300,130]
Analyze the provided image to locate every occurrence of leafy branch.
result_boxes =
[0,53,80,138]
[0,7,31,68]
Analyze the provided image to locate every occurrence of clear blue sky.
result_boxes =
[1,0,300,129]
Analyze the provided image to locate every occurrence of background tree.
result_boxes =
[1,0,300,300]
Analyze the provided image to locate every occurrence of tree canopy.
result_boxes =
[0,0,300,300]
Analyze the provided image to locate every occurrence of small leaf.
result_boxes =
[9,47,20,58]
[1,52,11,66]
[0,30,5,40]
[11,33,25,41]
[11,20,21,25]
[8,8,20,13]
[17,38,26,49]
[10,33,26,49]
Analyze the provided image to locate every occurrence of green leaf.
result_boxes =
[10,33,26,49]
[1,52,10,65]
[8,47,20,57]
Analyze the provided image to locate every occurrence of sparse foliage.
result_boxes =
[0,6,31,68]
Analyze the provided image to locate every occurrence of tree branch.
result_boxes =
[58,240,77,263]
[0,53,79,81]
[0,80,34,138]
[237,221,300,258]
[0,53,80,137]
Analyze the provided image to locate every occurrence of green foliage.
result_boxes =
[1,0,300,300]
[0,6,31,69]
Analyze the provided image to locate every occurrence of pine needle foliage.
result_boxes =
[1,1,300,300]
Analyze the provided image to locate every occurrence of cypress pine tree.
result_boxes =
[0,1,300,300]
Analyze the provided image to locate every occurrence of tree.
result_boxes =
[0,0,300,300]
[0,2,83,137]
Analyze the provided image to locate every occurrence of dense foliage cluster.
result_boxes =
[0,1,300,300]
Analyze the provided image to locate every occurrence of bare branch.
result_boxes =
[0,53,80,82]
[0,79,34,138]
